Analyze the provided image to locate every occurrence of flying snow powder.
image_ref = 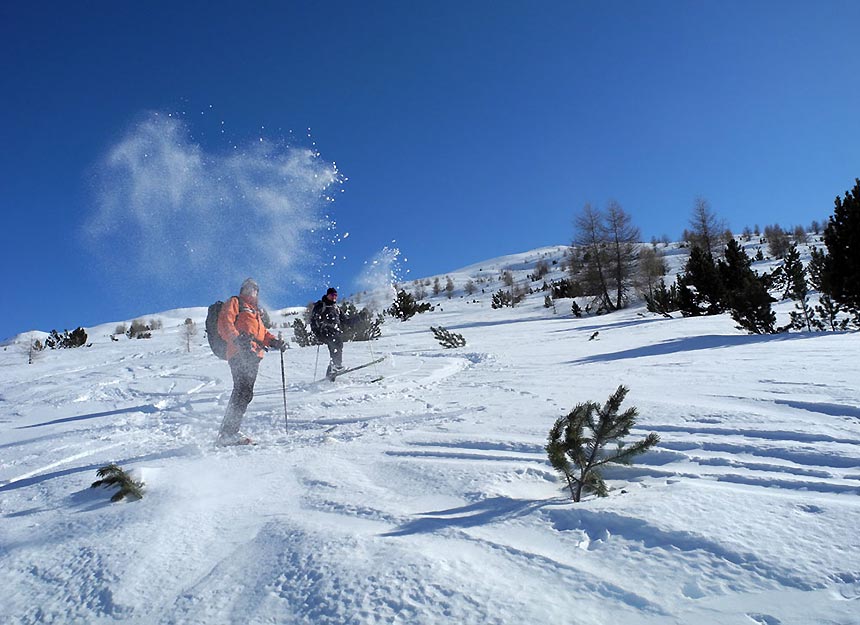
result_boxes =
[85,112,343,301]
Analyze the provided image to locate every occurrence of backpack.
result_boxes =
[205,297,236,360]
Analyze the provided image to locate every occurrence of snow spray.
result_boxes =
[85,112,343,304]
[354,246,403,313]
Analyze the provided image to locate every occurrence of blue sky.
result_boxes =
[2,1,859,340]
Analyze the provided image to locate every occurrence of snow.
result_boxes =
[2,245,859,625]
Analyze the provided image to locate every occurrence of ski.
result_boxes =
[328,357,385,381]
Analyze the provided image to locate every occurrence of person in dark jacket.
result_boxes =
[216,278,286,445]
[310,287,358,380]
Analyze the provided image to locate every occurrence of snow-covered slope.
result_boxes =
[2,245,859,625]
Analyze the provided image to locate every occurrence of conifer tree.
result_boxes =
[387,289,432,321]
[813,294,849,331]
[719,240,777,334]
[430,326,466,348]
[339,301,384,341]
[292,318,319,347]
[676,247,725,316]
[45,327,89,349]
[546,386,659,502]
[782,244,814,332]
[644,278,679,317]
[491,289,514,309]
[91,464,144,502]
[821,178,860,311]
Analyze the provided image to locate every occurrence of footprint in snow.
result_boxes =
[746,614,781,625]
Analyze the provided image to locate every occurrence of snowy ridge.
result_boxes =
[1,242,859,625]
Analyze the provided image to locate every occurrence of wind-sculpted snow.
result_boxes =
[1,287,859,624]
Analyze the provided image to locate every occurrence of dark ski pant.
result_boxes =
[219,350,261,438]
[324,336,344,371]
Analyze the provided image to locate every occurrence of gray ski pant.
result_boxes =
[219,350,261,438]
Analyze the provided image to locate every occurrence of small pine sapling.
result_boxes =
[491,289,514,309]
[91,464,144,502]
[546,386,659,502]
[430,326,466,348]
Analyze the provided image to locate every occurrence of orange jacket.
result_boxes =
[217,295,276,360]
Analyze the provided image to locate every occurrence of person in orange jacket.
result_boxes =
[216,278,285,445]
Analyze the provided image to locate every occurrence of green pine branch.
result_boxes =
[545,386,659,502]
[91,463,144,502]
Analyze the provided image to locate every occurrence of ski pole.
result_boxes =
[279,332,288,434]
[313,343,320,381]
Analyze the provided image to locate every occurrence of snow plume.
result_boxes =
[354,246,403,312]
[85,113,342,302]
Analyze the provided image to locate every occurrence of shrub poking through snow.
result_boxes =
[91,464,144,502]
[431,326,466,348]
[45,327,88,349]
[491,289,514,308]
[546,385,659,502]
[127,320,152,339]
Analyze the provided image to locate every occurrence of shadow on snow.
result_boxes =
[382,496,562,537]
[569,332,822,365]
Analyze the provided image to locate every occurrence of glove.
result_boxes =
[269,338,286,352]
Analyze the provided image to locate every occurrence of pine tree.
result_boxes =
[546,386,659,502]
[91,464,144,502]
[430,326,466,348]
[821,178,860,311]
[719,240,776,334]
[292,318,319,347]
[676,247,725,316]
[45,327,89,349]
[491,289,514,309]
[813,294,849,331]
[782,244,814,332]
[644,278,679,317]
[339,301,384,341]
[387,289,432,321]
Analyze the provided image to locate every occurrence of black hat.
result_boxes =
[326,287,338,296]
